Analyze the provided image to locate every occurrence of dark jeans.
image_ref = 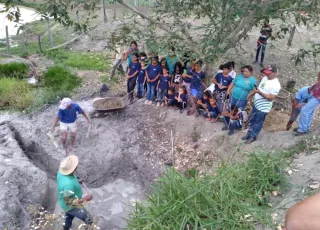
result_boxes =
[127,78,136,99]
[230,96,248,111]
[247,105,267,139]
[137,82,144,98]
[64,208,93,230]
[255,43,266,63]
[172,100,186,109]
[224,116,242,135]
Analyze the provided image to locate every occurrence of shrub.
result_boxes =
[0,62,28,79]
[128,152,287,229]
[43,66,81,90]
[0,78,33,109]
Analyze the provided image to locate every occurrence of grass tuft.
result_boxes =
[128,152,287,229]
[0,62,29,79]
[43,66,81,90]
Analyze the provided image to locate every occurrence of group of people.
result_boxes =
[50,37,320,229]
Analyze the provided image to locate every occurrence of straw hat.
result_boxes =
[59,155,79,175]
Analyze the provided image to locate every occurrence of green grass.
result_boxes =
[128,152,288,229]
[0,78,33,109]
[0,62,28,79]
[43,66,81,90]
[45,50,109,71]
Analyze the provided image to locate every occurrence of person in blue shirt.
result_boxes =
[164,87,176,107]
[124,41,139,67]
[145,56,162,105]
[174,85,188,113]
[137,59,146,98]
[51,98,91,154]
[202,97,221,122]
[196,90,211,117]
[126,53,141,102]
[157,66,171,106]
[222,105,248,136]
[227,65,257,111]
[286,86,313,131]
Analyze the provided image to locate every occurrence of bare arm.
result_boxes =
[81,111,91,124]
[227,83,234,95]
[51,116,60,131]
[257,91,277,101]
[247,90,257,100]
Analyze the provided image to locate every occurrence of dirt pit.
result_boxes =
[263,109,295,132]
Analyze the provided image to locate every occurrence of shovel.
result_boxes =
[46,131,59,149]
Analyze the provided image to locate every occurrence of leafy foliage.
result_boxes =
[128,152,287,229]
[0,62,28,79]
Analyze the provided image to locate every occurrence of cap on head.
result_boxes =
[59,98,72,110]
[59,155,79,175]
[261,64,278,75]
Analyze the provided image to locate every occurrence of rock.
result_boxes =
[0,122,48,230]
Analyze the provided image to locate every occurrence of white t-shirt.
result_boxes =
[217,69,237,79]
[115,46,125,59]
[254,76,281,113]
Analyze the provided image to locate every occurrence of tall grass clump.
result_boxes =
[128,152,287,229]
[0,78,33,109]
[0,62,28,79]
[43,66,81,90]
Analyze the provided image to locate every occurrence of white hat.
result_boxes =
[59,98,72,110]
[59,155,79,175]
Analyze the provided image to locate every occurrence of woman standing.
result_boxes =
[124,41,139,67]
[227,65,257,111]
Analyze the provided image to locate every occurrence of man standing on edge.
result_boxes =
[52,98,91,154]
[57,155,93,230]
[295,75,320,136]
[243,64,281,144]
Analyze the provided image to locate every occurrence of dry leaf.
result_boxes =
[287,170,293,175]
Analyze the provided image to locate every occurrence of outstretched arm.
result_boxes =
[82,111,91,124]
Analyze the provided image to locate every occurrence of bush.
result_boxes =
[128,152,287,229]
[43,66,81,90]
[0,62,28,79]
[0,78,33,109]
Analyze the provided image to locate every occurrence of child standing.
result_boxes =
[174,85,188,113]
[196,90,211,117]
[137,60,146,98]
[222,105,248,136]
[157,66,171,107]
[145,56,162,105]
[165,87,176,107]
[171,62,184,91]
[203,97,221,122]
[126,53,140,102]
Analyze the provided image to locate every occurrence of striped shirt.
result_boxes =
[254,76,281,113]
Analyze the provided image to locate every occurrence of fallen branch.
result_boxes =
[45,33,85,52]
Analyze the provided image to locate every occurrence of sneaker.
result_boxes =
[228,131,234,136]
[222,126,228,131]
[260,62,264,67]
[180,109,184,114]
[294,131,307,136]
[293,127,298,132]
[157,102,160,107]
[245,137,256,144]
[241,135,250,141]
[144,100,149,105]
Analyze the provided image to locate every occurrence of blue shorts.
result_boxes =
[191,88,202,98]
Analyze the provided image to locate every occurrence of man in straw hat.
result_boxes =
[51,98,91,154]
[57,155,93,230]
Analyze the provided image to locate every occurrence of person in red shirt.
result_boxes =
[295,73,320,136]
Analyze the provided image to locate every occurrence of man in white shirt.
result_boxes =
[110,44,125,79]
[242,64,281,144]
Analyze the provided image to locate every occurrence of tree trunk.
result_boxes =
[5,26,10,54]
[102,0,107,23]
[287,25,296,47]
[46,17,54,48]
[113,0,116,19]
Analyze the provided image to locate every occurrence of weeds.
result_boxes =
[45,50,110,71]
[0,62,28,79]
[43,66,81,90]
[0,78,33,109]
[128,152,287,229]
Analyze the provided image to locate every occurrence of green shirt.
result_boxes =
[57,171,82,212]
[232,74,257,100]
